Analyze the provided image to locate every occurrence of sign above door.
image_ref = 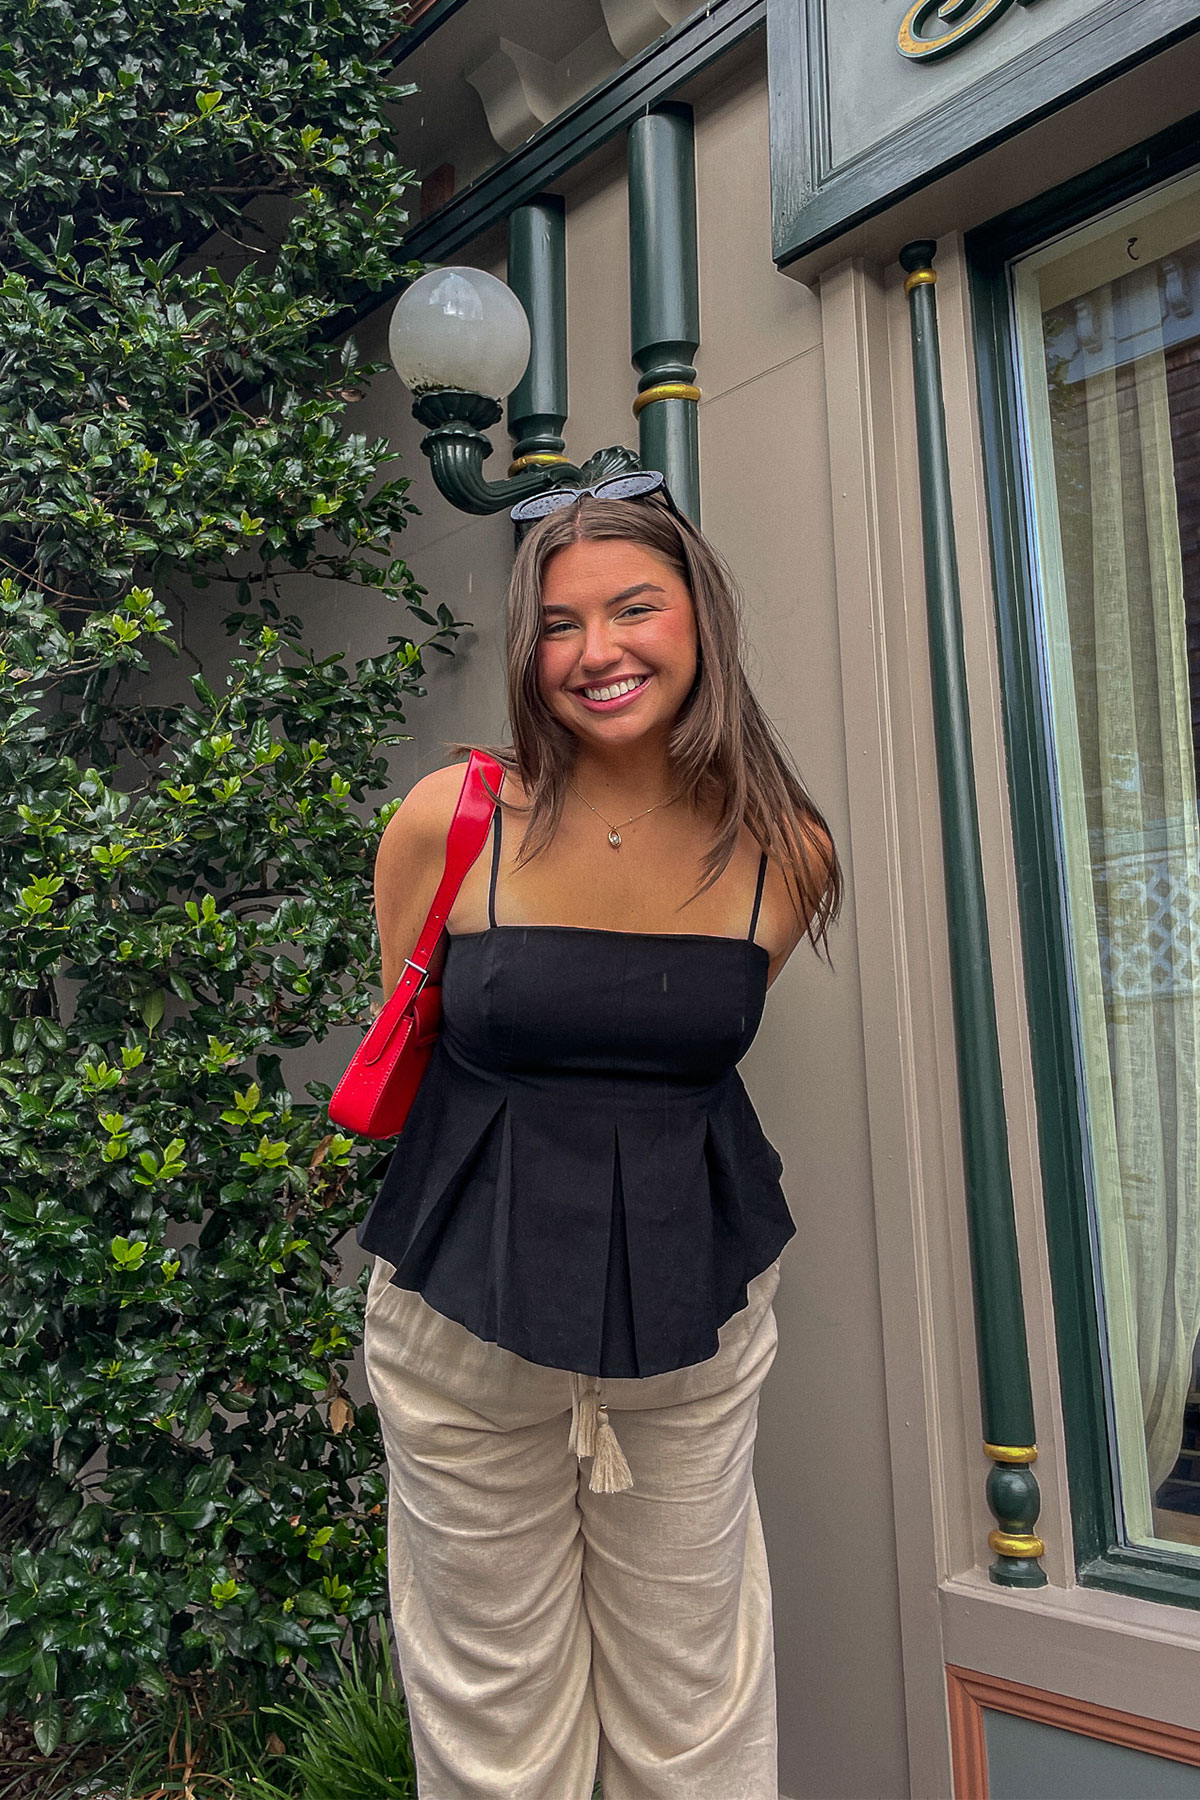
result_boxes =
[768,0,1200,273]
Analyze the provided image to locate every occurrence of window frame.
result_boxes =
[967,105,1200,1609]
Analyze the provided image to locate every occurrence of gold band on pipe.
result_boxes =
[904,268,937,295]
[988,1528,1046,1559]
[984,1442,1038,1466]
[507,453,572,476]
[632,382,701,417]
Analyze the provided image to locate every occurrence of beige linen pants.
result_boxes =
[363,1256,782,1800]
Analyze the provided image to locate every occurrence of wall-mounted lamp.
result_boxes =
[388,106,701,522]
[388,259,637,516]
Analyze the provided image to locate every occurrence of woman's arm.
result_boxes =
[373,764,472,999]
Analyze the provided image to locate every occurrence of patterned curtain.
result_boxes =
[1041,267,1200,1528]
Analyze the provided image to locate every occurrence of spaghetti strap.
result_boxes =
[748,851,768,943]
[487,808,503,930]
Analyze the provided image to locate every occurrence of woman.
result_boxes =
[359,480,840,1800]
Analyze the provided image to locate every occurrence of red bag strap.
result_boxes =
[363,751,503,1065]
[407,749,504,979]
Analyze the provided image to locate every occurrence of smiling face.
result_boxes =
[537,537,699,753]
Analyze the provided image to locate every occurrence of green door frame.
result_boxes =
[966,105,1200,1610]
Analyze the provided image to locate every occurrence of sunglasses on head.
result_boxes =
[509,468,681,524]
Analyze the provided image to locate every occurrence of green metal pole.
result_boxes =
[627,103,701,522]
[899,239,1046,1589]
[507,195,571,477]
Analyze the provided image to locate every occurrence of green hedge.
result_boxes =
[0,0,457,1764]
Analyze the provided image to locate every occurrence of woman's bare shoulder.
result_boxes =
[375,759,519,879]
[374,763,471,885]
[389,762,470,829]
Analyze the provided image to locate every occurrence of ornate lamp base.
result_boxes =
[412,391,642,517]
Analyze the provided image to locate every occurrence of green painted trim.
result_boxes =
[629,105,700,370]
[966,104,1200,263]
[507,196,568,464]
[628,105,701,522]
[899,240,1045,1588]
[966,243,1115,1570]
[1081,1550,1200,1607]
[636,397,700,524]
[770,0,1200,269]
[966,119,1200,1607]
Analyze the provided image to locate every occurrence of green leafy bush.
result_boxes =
[0,0,457,1766]
[0,591,460,1758]
[44,1620,416,1798]
[252,1626,417,1799]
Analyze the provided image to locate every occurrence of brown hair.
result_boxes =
[488,493,841,952]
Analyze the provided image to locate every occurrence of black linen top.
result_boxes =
[357,818,794,1378]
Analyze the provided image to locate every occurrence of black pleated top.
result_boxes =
[357,816,794,1377]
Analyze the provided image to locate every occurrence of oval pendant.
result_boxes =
[608,828,622,848]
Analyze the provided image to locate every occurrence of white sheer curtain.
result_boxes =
[1032,267,1200,1535]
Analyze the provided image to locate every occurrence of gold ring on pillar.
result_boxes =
[632,382,702,417]
[903,268,937,295]
[988,1529,1046,1559]
[983,1442,1038,1465]
[507,453,574,476]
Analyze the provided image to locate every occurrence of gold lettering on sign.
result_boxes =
[898,0,1029,62]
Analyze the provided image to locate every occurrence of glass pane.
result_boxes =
[1012,169,1200,1554]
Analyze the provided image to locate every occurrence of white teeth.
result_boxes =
[581,676,644,702]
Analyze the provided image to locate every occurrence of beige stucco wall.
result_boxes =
[695,73,908,1800]
[316,42,912,1800]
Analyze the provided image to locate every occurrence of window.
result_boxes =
[998,163,1200,1567]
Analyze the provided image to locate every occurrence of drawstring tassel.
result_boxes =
[588,1403,633,1494]
[569,1378,633,1493]
[569,1373,598,1459]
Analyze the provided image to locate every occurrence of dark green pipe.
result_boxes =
[899,240,1046,1588]
[507,196,569,471]
[627,103,701,521]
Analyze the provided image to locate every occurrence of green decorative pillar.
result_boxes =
[507,195,572,478]
[627,103,701,522]
[899,239,1047,1589]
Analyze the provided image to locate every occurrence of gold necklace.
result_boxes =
[567,780,680,849]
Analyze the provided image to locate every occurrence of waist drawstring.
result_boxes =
[569,1373,633,1493]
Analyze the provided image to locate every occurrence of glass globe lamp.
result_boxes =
[388,267,531,402]
[386,263,604,517]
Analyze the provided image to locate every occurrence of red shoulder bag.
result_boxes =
[328,751,503,1139]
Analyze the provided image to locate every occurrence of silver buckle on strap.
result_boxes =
[403,957,430,994]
